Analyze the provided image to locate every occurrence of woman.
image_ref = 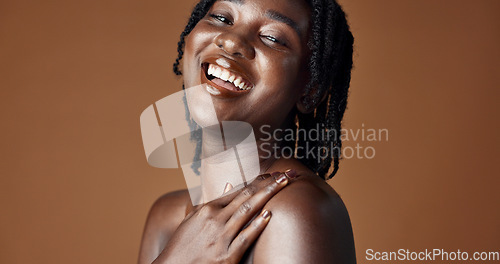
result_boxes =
[138,0,355,263]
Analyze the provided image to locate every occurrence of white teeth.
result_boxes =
[207,64,252,91]
[213,67,222,78]
[220,70,230,81]
[233,78,241,87]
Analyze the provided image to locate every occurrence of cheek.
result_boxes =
[258,54,303,100]
[184,23,215,57]
[182,26,214,86]
[246,55,303,125]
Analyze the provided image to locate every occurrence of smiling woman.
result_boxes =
[138,0,355,263]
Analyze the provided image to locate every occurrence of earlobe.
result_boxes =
[296,89,328,114]
[296,94,314,114]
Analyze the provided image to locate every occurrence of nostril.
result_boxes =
[214,33,255,59]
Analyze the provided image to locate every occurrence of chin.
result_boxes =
[183,83,220,128]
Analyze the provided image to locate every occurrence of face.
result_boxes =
[183,0,311,139]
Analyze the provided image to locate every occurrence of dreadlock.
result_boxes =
[173,0,354,180]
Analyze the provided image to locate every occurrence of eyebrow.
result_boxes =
[265,10,302,38]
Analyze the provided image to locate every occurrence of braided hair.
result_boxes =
[174,0,354,180]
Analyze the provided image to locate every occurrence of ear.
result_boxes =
[296,93,314,114]
[296,87,329,114]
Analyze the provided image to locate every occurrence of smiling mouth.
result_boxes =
[201,62,254,95]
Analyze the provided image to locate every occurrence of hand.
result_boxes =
[152,170,298,264]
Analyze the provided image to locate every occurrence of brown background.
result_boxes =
[1,0,498,263]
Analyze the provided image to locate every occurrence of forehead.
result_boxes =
[221,0,309,10]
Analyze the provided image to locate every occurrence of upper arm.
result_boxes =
[137,190,188,264]
[251,181,356,264]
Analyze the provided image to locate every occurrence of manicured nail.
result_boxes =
[223,182,233,194]
[276,174,288,184]
[285,169,298,179]
[261,209,271,219]
[270,171,281,177]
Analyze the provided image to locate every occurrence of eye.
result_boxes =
[261,35,287,47]
[209,14,233,25]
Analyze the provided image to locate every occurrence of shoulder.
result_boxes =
[148,189,191,222]
[268,174,350,224]
[137,189,190,264]
[252,174,356,264]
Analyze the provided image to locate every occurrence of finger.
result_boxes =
[214,169,299,218]
[224,173,288,238]
[227,209,272,260]
[225,172,278,207]
[214,173,273,208]
[217,172,276,219]
[284,168,298,179]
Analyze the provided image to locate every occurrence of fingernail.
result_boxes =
[270,171,281,177]
[276,174,288,184]
[261,209,271,219]
[223,182,233,194]
[285,169,298,179]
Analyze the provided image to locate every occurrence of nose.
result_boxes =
[214,32,255,60]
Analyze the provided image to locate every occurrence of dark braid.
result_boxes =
[297,0,353,179]
[174,0,354,180]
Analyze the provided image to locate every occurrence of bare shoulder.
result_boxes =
[137,189,190,264]
[251,174,356,264]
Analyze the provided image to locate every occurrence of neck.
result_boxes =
[194,123,281,204]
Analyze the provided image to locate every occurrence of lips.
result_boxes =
[200,57,254,97]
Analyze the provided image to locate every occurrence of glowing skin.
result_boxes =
[182,0,313,176]
[138,1,356,263]
[182,0,311,139]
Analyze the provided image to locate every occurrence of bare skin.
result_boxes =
[138,159,356,264]
[138,0,356,262]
